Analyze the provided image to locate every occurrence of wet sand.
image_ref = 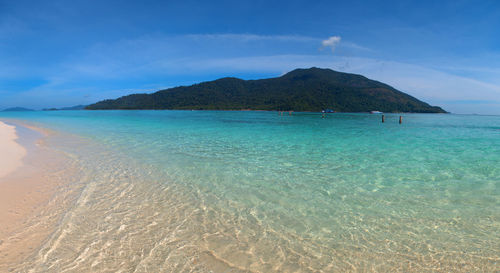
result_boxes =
[0,121,79,272]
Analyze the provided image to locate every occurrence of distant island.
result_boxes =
[43,105,87,111]
[2,107,34,112]
[86,67,446,113]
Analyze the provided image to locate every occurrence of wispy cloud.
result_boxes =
[0,16,27,40]
[340,41,372,52]
[185,33,318,43]
[321,36,341,53]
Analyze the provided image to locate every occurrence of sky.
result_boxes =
[1,0,499,114]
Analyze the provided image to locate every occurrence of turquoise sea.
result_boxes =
[1,111,499,272]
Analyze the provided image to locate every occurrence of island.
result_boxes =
[86,67,446,113]
[43,105,87,111]
[2,107,34,112]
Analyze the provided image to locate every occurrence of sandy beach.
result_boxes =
[0,121,79,271]
[0,122,26,178]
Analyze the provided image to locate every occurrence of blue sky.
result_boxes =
[1,0,499,114]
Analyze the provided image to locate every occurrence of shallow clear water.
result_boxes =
[1,111,499,272]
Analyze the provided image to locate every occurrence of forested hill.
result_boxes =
[86,67,446,113]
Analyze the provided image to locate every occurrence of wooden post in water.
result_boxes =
[399,116,403,124]
[289,111,292,116]
[382,115,385,123]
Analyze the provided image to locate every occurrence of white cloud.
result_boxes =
[186,34,372,53]
[321,36,341,53]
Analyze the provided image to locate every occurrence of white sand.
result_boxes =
[0,121,26,178]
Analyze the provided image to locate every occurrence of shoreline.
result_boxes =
[80,108,448,114]
[0,121,80,271]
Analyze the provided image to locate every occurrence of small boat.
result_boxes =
[370,111,383,114]
[322,109,335,113]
